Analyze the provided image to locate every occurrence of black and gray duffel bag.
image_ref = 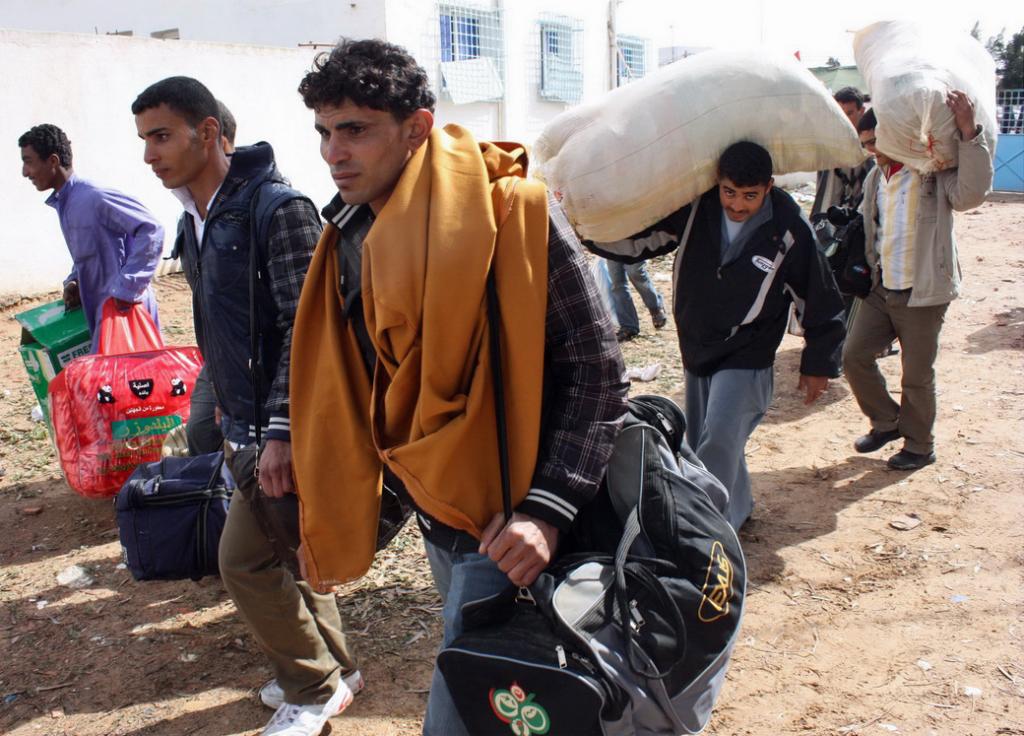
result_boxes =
[438,393,746,735]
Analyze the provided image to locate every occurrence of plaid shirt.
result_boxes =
[325,193,628,535]
[260,199,322,440]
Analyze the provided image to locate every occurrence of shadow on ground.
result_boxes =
[761,347,852,425]
[742,455,904,585]
[965,306,1024,353]
[0,475,433,735]
[0,476,120,567]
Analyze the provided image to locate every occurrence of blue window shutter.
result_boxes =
[440,14,453,62]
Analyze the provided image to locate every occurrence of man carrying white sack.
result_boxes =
[587,141,846,529]
[843,91,993,471]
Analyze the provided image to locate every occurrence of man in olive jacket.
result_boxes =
[843,91,993,470]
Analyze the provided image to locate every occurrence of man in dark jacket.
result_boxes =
[589,141,846,529]
[132,77,361,736]
[811,87,874,217]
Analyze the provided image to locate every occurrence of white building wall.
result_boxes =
[1,29,338,300]
[2,3,663,298]
[381,0,650,144]
[0,0,386,47]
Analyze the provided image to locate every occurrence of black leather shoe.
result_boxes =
[887,449,936,470]
[854,428,901,453]
[616,328,639,342]
[650,308,668,329]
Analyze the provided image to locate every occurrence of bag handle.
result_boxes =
[98,299,164,355]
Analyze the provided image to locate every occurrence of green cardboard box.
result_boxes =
[15,300,91,434]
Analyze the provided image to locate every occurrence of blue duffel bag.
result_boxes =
[116,452,231,581]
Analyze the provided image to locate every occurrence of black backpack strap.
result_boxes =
[246,183,314,454]
[486,266,513,523]
[486,178,520,524]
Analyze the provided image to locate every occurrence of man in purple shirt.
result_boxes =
[19,123,164,351]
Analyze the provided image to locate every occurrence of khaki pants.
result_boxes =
[221,443,356,704]
[842,285,948,454]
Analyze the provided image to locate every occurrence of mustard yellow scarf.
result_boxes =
[291,125,550,589]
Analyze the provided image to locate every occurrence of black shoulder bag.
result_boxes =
[438,213,745,735]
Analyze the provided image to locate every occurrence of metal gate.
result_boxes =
[995,89,1023,192]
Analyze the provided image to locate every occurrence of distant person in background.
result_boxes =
[590,257,620,329]
[606,258,668,341]
[843,95,993,471]
[811,87,874,216]
[807,86,876,326]
[217,99,236,154]
[19,123,163,352]
[185,99,237,456]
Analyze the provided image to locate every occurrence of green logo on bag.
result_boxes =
[111,414,182,440]
[489,682,550,735]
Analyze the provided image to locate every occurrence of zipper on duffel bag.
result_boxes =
[136,488,229,506]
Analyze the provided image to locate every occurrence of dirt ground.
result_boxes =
[0,197,1021,736]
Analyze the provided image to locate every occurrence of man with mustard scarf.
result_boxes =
[292,40,628,734]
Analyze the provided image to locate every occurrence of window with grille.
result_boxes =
[438,4,504,104]
[539,15,583,104]
[616,36,647,86]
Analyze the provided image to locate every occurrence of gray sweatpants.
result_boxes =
[684,367,774,530]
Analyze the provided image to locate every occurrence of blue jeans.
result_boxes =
[607,260,665,334]
[685,367,773,530]
[422,540,511,736]
[591,258,619,329]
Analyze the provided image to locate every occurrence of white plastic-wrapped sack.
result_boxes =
[854,21,997,173]
[532,48,865,242]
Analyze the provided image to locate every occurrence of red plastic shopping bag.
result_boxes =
[49,345,203,498]
[98,299,164,355]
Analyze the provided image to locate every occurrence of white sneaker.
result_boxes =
[260,678,355,736]
[258,669,365,710]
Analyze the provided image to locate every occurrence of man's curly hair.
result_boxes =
[18,124,73,167]
[298,38,436,118]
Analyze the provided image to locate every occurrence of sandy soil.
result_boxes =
[0,198,1021,736]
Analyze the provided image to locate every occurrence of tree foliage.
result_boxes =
[1001,27,1023,90]
[972,21,1024,90]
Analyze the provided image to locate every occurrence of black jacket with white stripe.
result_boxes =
[588,186,845,378]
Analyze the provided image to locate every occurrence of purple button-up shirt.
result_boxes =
[46,174,164,352]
